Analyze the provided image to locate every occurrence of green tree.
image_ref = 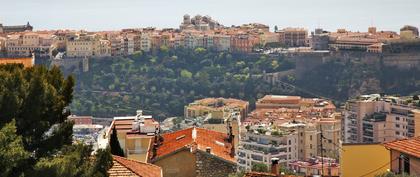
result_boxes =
[110,127,125,157]
[33,144,112,177]
[252,163,268,172]
[0,120,30,177]
[180,69,192,79]
[0,64,113,177]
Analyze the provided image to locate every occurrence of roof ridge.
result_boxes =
[160,127,194,136]
[112,155,161,172]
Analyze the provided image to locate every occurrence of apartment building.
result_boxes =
[231,34,259,53]
[343,94,420,144]
[0,37,5,53]
[213,34,231,51]
[237,126,298,171]
[277,28,308,47]
[245,95,340,161]
[5,33,51,57]
[111,110,160,162]
[140,33,151,52]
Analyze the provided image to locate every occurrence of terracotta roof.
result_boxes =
[109,155,162,177]
[384,136,420,158]
[154,127,235,162]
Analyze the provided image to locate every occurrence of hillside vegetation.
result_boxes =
[69,49,420,119]
[70,48,295,119]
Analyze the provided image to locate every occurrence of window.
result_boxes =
[396,124,400,128]
[310,135,313,141]
[288,140,291,145]
[396,117,400,121]
[310,144,312,149]
[396,131,400,135]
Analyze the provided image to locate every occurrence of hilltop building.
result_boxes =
[0,22,33,33]
[180,14,223,31]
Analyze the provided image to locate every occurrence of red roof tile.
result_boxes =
[110,155,162,177]
[384,136,420,158]
[154,127,235,162]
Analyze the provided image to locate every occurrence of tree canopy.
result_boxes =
[0,64,112,177]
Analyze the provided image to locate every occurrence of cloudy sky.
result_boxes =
[0,0,419,32]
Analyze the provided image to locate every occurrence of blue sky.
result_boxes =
[0,0,419,32]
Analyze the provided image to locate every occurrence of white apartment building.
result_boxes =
[237,127,298,171]
[140,33,151,52]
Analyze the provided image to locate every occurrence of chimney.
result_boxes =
[271,158,280,176]
[230,135,235,157]
[206,147,211,154]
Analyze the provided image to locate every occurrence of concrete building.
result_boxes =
[180,14,223,31]
[278,28,308,47]
[5,33,50,57]
[213,34,231,51]
[343,94,420,144]
[237,125,298,171]
[66,33,97,58]
[231,34,260,53]
[111,110,160,163]
[310,28,330,50]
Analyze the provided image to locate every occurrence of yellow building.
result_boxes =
[0,55,35,68]
[341,143,390,177]
[184,97,249,120]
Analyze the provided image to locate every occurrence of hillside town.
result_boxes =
[60,93,420,177]
[0,15,419,59]
[1,14,420,177]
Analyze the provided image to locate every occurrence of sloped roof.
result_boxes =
[109,155,162,177]
[154,127,235,162]
[384,136,420,158]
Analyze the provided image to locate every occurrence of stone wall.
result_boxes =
[294,51,420,80]
[50,57,89,72]
[195,150,236,177]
